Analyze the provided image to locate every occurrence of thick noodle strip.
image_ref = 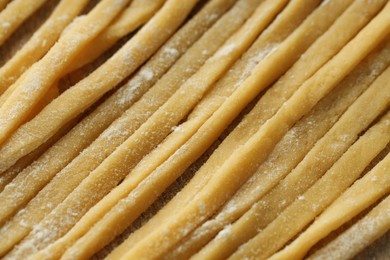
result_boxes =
[196,54,390,260]
[310,194,390,260]
[266,150,390,259]
[164,1,388,257]
[0,0,48,46]
[0,0,233,247]
[108,1,357,257]
[36,1,316,259]
[2,0,273,258]
[0,0,131,149]
[121,5,390,258]
[0,0,90,95]
[67,0,166,72]
[237,110,390,260]
[0,0,197,172]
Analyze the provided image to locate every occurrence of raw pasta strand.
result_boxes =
[0,0,90,95]
[310,194,390,259]
[10,1,284,258]
[38,1,309,259]
[164,1,387,257]
[122,4,390,258]
[238,110,390,260]
[0,0,232,252]
[0,0,48,46]
[0,0,131,148]
[268,150,390,259]
[0,0,197,172]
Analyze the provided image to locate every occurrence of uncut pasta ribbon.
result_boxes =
[310,194,390,259]
[121,4,390,258]
[0,0,90,95]
[3,0,273,258]
[164,1,387,257]
[270,149,390,259]
[235,110,390,260]
[0,0,48,46]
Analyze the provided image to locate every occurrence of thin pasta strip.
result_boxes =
[67,0,166,73]
[36,1,315,258]
[0,0,197,173]
[108,1,358,257]
[234,110,390,260]
[267,149,390,259]
[310,194,390,260]
[0,0,48,46]
[174,45,390,260]
[195,47,390,260]
[164,1,388,257]
[122,5,390,258]
[6,1,284,258]
[0,0,231,250]
[0,0,89,95]
[0,0,131,149]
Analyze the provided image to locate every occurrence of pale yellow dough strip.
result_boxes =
[0,0,89,95]
[0,0,131,149]
[0,0,164,103]
[0,0,48,46]
[7,1,282,258]
[109,1,359,257]
[0,0,232,253]
[310,194,390,260]
[268,150,390,260]
[67,0,166,72]
[233,109,390,260]
[166,1,388,257]
[122,5,390,258]
[38,1,312,258]
[0,0,196,172]
[196,46,390,260]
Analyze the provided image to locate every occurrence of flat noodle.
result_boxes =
[310,194,390,259]
[121,3,390,258]
[236,109,390,260]
[0,0,10,11]
[165,1,387,257]
[0,0,232,251]
[0,0,90,95]
[9,1,282,258]
[0,0,48,46]
[268,148,390,259]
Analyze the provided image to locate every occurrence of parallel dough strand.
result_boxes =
[0,0,232,228]
[310,194,390,259]
[236,110,390,260]
[67,0,166,72]
[11,1,284,258]
[0,0,90,95]
[121,4,390,258]
[38,1,316,258]
[268,150,390,259]
[198,46,390,260]
[108,0,358,257]
[164,1,388,257]
[0,0,131,149]
[0,0,232,251]
[112,1,356,258]
[0,0,196,172]
[0,0,48,46]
